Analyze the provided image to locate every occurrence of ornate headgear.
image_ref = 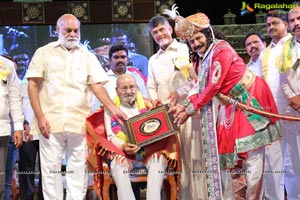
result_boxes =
[163,4,210,39]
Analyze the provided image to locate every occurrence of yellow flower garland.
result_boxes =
[112,91,147,142]
[0,61,11,82]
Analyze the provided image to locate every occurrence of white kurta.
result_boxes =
[247,58,262,77]
[104,103,166,200]
[259,34,292,200]
[280,37,300,200]
[147,39,207,200]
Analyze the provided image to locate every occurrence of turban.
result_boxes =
[163,4,210,39]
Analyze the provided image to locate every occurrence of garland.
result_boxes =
[111,91,147,142]
[0,61,11,82]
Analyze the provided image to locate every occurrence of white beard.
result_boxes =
[59,37,79,50]
[158,38,171,48]
[120,95,136,107]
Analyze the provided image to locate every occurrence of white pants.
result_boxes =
[263,140,285,200]
[221,148,265,200]
[243,148,264,200]
[40,132,88,200]
[282,112,300,200]
[110,154,166,200]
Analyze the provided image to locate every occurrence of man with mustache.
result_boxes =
[26,14,127,199]
[102,74,179,200]
[8,46,44,200]
[258,10,292,200]
[244,32,266,76]
[110,30,149,78]
[147,15,209,200]
[167,8,281,200]
[0,55,23,200]
[91,44,149,112]
[276,5,300,199]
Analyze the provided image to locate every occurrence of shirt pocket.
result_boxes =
[73,65,87,84]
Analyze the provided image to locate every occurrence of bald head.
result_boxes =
[116,74,137,88]
[57,14,80,28]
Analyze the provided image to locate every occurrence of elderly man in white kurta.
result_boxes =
[26,14,126,200]
[147,15,207,200]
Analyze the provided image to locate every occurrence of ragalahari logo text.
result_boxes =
[240,2,254,16]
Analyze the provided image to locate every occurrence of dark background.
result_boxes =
[175,0,297,25]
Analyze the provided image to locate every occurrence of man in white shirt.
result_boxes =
[26,14,126,200]
[0,55,23,199]
[277,6,300,200]
[92,44,149,112]
[9,46,44,200]
[147,15,206,200]
[259,10,292,200]
[111,30,149,78]
[244,31,266,76]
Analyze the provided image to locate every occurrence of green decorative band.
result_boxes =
[184,100,197,116]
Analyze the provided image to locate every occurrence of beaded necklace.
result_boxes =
[111,91,147,142]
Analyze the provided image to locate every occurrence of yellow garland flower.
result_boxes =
[277,37,294,73]
[112,91,147,142]
[174,57,192,78]
[116,131,128,143]
[0,61,11,81]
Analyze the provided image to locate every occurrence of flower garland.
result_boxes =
[111,91,148,142]
[0,61,11,82]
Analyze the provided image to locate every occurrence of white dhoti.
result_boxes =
[110,153,166,200]
[263,139,285,200]
[179,113,207,200]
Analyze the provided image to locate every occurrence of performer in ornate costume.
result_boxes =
[165,5,282,200]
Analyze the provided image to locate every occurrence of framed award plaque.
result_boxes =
[125,104,178,147]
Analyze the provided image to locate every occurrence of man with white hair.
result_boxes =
[26,14,127,199]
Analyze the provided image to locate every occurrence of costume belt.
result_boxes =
[217,93,300,121]
[238,68,255,90]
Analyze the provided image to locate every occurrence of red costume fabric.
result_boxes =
[188,40,281,169]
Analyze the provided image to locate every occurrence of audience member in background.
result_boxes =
[111,29,149,78]
[26,14,126,200]
[244,31,266,76]
[277,5,300,200]
[10,46,44,200]
[9,47,31,80]
[91,44,149,112]
[259,10,292,200]
[0,55,23,199]
[2,54,19,200]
